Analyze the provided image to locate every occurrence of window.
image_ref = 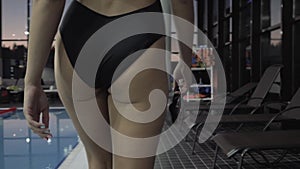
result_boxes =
[2,0,73,48]
[1,0,73,78]
[241,0,252,7]
[239,39,251,83]
[270,0,282,26]
[295,0,300,17]
[260,29,282,70]
[224,18,232,42]
[224,45,232,61]
[294,21,300,88]
[213,0,218,24]
[261,0,282,29]
[225,0,232,15]
[2,0,28,48]
[2,1,30,79]
[203,0,208,31]
[212,25,218,47]
[224,45,232,89]
[260,0,282,75]
[170,0,199,62]
[239,5,251,39]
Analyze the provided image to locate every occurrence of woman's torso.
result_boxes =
[77,0,157,17]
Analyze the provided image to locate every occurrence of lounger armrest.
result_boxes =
[246,99,284,116]
[227,98,248,115]
[245,101,289,127]
[228,97,263,115]
[263,106,300,131]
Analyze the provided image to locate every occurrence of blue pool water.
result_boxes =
[0,109,79,169]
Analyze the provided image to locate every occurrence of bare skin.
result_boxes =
[24,0,194,169]
[55,33,167,169]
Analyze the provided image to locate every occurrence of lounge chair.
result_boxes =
[189,65,283,153]
[185,64,283,114]
[170,82,257,124]
[211,82,257,105]
[181,82,256,141]
[219,87,300,127]
[211,89,300,169]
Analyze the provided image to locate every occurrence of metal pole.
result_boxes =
[0,0,3,77]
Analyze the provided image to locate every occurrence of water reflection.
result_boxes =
[0,109,78,169]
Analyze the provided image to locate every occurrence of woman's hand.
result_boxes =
[23,84,52,140]
[173,61,193,93]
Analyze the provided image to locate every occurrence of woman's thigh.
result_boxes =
[107,37,168,168]
[54,32,112,168]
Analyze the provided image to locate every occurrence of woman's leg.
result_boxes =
[54,33,112,169]
[107,38,168,169]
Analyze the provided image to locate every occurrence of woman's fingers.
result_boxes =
[30,120,52,139]
[25,110,52,139]
[23,85,52,140]
[33,110,41,122]
[27,118,46,131]
[32,129,51,140]
[42,107,50,128]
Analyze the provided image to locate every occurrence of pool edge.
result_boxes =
[57,141,88,169]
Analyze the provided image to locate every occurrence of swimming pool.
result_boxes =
[0,108,79,169]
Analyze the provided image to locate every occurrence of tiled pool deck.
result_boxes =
[2,101,300,169]
[59,124,300,169]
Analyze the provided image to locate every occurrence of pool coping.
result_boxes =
[58,141,88,169]
[0,107,65,110]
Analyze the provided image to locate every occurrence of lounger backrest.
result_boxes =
[283,88,300,119]
[247,65,283,107]
[226,83,257,103]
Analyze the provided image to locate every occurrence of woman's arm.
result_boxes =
[24,0,65,139]
[25,0,65,85]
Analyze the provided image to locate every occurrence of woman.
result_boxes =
[23,0,194,168]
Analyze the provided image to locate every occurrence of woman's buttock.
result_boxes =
[55,32,102,101]
[54,33,74,98]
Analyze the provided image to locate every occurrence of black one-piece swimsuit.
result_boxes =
[59,0,165,89]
